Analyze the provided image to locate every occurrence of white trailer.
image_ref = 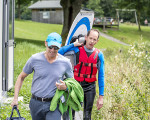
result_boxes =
[0,0,15,104]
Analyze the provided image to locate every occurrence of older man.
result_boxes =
[11,32,73,120]
[59,29,105,120]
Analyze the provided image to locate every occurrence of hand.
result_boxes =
[74,39,83,47]
[11,99,18,109]
[56,80,67,90]
[97,95,103,110]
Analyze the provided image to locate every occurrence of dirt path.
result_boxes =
[100,32,130,46]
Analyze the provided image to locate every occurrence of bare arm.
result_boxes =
[11,71,28,108]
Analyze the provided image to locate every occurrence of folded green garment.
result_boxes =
[50,78,84,120]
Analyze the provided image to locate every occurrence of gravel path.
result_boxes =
[100,32,130,46]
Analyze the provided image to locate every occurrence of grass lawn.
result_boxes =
[15,20,63,41]
[15,20,127,50]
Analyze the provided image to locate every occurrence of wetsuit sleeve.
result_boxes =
[97,52,105,96]
[58,43,74,55]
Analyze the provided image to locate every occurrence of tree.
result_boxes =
[15,0,29,19]
[100,0,117,17]
[60,0,83,45]
[15,0,38,19]
[114,0,150,31]
[86,0,103,17]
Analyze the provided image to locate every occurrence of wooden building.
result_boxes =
[28,0,63,24]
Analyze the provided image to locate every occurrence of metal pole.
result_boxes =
[0,0,3,99]
[2,0,6,91]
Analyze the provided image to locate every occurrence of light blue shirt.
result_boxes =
[23,52,73,98]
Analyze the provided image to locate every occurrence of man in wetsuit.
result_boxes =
[58,29,105,120]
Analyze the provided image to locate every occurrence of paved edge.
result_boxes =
[100,32,130,46]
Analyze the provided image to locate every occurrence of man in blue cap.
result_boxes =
[11,32,73,120]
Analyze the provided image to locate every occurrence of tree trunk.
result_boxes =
[60,0,83,46]
[18,0,21,19]
[137,11,141,31]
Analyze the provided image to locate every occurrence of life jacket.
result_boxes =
[74,46,100,82]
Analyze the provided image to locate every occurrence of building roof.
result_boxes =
[28,0,62,9]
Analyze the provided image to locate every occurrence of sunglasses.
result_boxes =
[48,46,59,50]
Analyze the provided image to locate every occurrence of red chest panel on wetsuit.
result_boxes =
[74,46,99,82]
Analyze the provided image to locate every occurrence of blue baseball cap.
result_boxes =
[46,32,62,48]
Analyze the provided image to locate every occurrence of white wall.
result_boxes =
[0,0,3,98]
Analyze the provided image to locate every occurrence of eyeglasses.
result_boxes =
[48,46,59,50]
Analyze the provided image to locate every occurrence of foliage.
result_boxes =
[85,0,103,16]
[15,0,38,19]
[20,5,32,20]
[14,2,32,20]
[92,43,150,119]
[118,11,137,23]
[100,0,117,17]
[82,0,118,17]
[128,42,150,69]
[114,0,150,31]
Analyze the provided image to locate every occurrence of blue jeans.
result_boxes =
[29,98,61,120]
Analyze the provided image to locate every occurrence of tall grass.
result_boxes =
[92,42,150,120]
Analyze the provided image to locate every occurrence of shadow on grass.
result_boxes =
[15,37,45,47]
